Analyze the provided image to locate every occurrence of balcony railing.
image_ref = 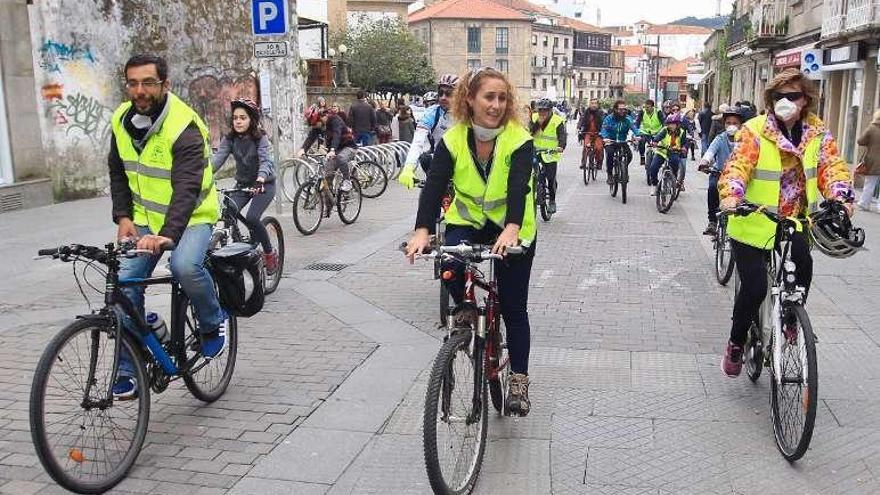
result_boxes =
[845,0,880,30]
[749,0,789,41]
[822,0,847,38]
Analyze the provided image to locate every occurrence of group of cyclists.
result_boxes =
[84,50,862,457]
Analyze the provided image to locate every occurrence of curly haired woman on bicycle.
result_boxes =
[718,69,855,376]
[212,98,279,274]
[405,67,537,416]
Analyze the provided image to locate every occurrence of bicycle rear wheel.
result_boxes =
[292,181,324,235]
[30,319,150,494]
[423,331,487,495]
[354,160,388,198]
[337,179,363,224]
[181,302,238,403]
[582,148,590,185]
[770,304,818,462]
[714,221,735,286]
[590,156,598,181]
[261,217,284,295]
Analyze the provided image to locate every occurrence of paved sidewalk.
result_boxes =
[3,139,880,494]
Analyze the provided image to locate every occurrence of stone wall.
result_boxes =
[28,0,306,200]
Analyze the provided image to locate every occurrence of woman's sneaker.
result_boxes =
[721,342,744,377]
[506,373,531,416]
[112,376,138,400]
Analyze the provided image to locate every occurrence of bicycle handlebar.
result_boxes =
[399,242,523,261]
[36,242,173,263]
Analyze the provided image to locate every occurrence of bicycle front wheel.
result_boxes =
[261,216,284,295]
[714,221,735,286]
[487,315,509,414]
[30,319,150,494]
[609,163,619,198]
[770,304,818,462]
[292,181,324,236]
[423,331,487,495]
[620,162,628,204]
[182,304,238,403]
[656,172,675,213]
[337,179,363,224]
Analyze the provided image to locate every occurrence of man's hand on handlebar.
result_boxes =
[137,235,173,255]
[117,217,139,243]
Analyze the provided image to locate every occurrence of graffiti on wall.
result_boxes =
[39,39,97,73]
[41,84,113,145]
[187,73,258,147]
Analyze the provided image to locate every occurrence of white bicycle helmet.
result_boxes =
[438,73,460,88]
[810,201,865,258]
[423,91,438,105]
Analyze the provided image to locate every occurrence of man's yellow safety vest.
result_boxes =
[442,122,537,246]
[639,109,663,136]
[531,112,564,163]
[110,92,219,235]
[727,115,821,249]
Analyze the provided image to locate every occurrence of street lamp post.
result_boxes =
[329,45,351,87]
[642,36,661,103]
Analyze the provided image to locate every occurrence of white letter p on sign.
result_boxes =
[258,2,278,30]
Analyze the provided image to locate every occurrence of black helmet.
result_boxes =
[722,105,747,122]
[536,98,553,110]
[208,242,265,317]
[810,201,865,258]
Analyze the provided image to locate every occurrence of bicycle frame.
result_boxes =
[458,260,502,422]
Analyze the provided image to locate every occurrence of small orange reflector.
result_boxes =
[69,448,85,463]
[442,270,455,281]
[803,389,810,410]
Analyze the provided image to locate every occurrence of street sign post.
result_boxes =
[254,41,288,58]
[251,0,288,36]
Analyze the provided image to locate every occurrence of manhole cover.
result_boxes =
[303,262,349,272]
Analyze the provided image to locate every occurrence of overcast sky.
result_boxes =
[595,0,733,26]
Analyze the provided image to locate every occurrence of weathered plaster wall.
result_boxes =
[29,0,306,199]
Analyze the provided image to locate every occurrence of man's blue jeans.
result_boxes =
[649,153,682,186]
[117,224,224,377]
[701,134,710,156]
[355,132,372,146]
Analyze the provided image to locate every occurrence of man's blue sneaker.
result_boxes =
[112,376,138,400]
[201,319,228,359]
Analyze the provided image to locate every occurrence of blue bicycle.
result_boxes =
[29,242,238,493]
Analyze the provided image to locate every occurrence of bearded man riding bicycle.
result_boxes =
[599,100,639,184]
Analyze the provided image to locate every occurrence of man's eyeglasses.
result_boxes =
[772,91,804,102]
[124,79,164,90]
[437,89,453,97]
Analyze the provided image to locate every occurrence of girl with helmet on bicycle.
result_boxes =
[405,67,537,416]
[647,113,689,196]
[212,97,279,273]
[719,69,857,377]
[698,105,746,235]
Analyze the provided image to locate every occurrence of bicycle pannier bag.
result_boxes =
[208,242,265,317]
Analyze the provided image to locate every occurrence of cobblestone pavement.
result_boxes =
[3,132,880,494]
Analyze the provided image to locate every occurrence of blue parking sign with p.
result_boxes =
[252,0,288,36]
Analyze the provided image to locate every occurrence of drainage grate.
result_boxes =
[0,191,23,213]
[303,262,350,272]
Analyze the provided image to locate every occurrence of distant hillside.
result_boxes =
[670,16,726,30]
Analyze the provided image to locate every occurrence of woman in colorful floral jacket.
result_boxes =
[717,69,854,377]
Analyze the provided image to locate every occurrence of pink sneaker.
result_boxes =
[721,342,744,377]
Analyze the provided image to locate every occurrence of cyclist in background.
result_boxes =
[698,105,745,235]
[530,98,566,214]
[577,98,606,171]
[297,107,355,192]
[398,74,460,188]
[599,100,639,184]
[635,99,665,165]
[212,98,278,274]
[647,114,689,196]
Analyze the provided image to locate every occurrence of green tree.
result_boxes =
[333,17,435,97]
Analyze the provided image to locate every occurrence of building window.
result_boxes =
[553,37,559,48]
[543,36,548,47]
[542,56,548,67]
[467,27,481,53]
[532,78,536,89]
[552,79,557,87]
[496,59,509,73]
[496,27,509,54]
[562,56,568,67]
[532,34,537,46]
[590,90,594,99]
[542,79,547,90]
[564,38,569,49]
[591,72,595,81]
[467,59,481,71]
[552,57,558,67]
